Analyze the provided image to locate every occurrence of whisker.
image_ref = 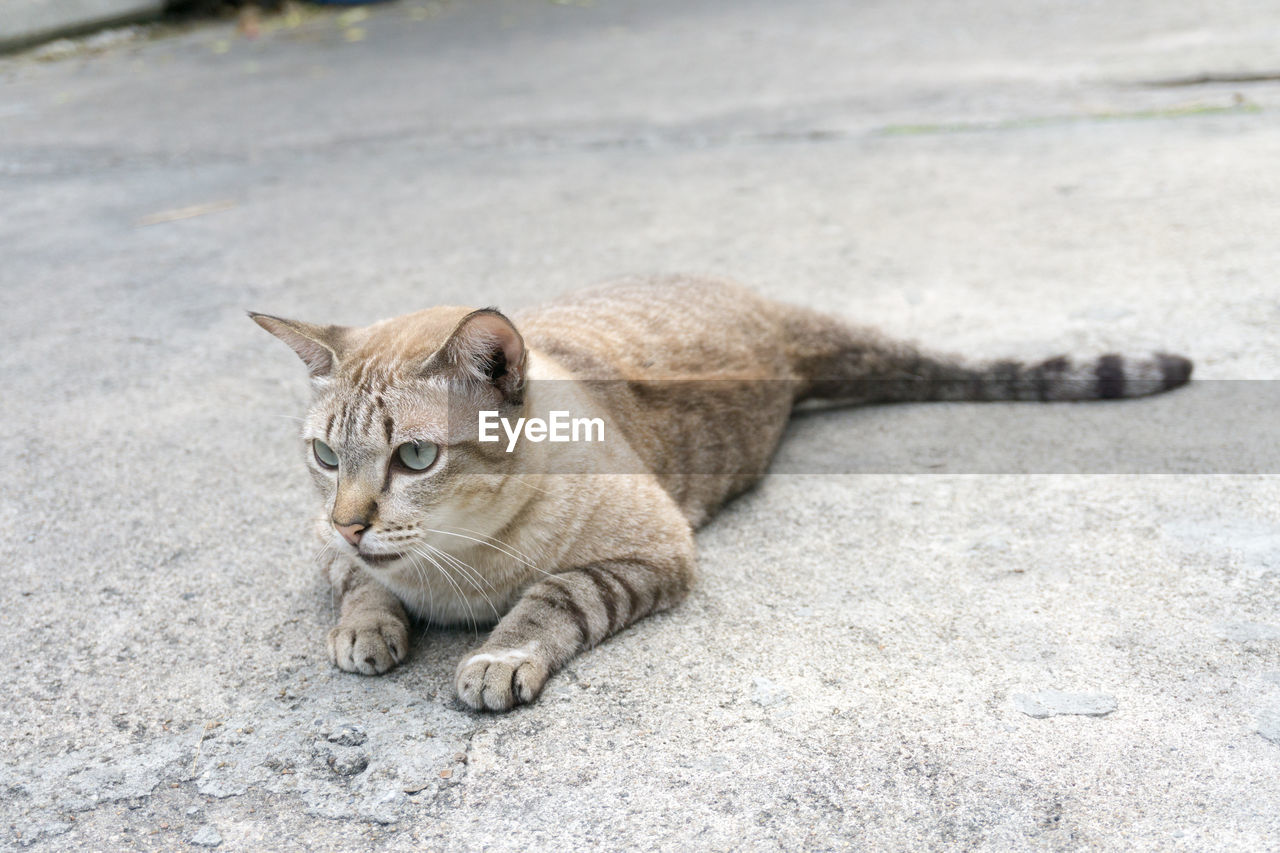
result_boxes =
[404,550,436,628]
[419,537,499,612]
[419,541,500,622]
[439,524,543,568]
[417,549,436,626]
[422,526,542,572]
[409,547,467,632]
[411,546,478,634]
[423,541,498,594]
[428,526,558,582]
[507,476,553,496]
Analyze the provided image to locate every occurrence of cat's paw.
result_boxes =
[455,646,548,711]
[327,614,409,675]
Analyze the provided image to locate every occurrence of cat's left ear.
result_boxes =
[429,308,527,403]
[249,312,349,380]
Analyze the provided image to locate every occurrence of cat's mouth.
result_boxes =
[357,550,403,566]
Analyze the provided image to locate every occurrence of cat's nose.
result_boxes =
[333,521,367,546]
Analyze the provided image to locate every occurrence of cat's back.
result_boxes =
[515,274,793,381]
[515,275,802,525]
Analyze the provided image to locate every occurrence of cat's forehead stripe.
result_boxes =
[344,396,377,445]
[348,357,369,391]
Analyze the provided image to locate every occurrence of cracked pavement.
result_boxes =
[3,0,1280,849]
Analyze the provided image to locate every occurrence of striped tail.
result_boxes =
[871,351,1194,403]
[784,308,1193,404]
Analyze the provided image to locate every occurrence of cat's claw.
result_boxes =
[328,615,409,675]
[455,649,548,711]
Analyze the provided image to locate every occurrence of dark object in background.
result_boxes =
[166,0,286,14]
[167,0,394,14]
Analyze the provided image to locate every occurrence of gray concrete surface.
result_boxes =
[3,0,1280,849]
[0,0,163,53]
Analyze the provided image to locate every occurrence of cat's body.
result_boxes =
[253,275,1191,711]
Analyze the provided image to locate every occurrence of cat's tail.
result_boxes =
[784,308,1192,404]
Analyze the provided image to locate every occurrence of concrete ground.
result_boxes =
[3,0,1280,849]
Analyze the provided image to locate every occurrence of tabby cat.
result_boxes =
[252,275,1191,711]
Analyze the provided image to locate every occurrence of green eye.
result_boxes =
[313,439,339,469]
[397,441,438,472]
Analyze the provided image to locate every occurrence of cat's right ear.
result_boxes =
[249,313,348,379]
[428,308,527,404]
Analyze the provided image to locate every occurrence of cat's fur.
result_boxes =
[252,275,1191,711]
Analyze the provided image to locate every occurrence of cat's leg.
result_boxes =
[455,552,692,711]
[324,554,411,675]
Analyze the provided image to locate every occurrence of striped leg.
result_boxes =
[455,557,691,711]
[325,556,411,676]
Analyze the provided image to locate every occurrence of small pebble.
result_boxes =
[327,724,367,747]
[190,826,222,847]
[328,751,369,776]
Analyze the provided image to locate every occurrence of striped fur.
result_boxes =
[253,275,1192,711]
[784,304,1191,405]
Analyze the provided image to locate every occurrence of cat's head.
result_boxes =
[251,306,528,570]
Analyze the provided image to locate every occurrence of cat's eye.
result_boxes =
[313,439,339,469]
[397,441,438,472]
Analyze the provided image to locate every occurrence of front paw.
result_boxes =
[327,615,409,675]
[455,646,548,711]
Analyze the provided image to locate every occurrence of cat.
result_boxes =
[252,274,1192,711]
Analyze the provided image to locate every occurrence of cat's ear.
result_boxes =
[429,308,527,403]
[249,313,348,379]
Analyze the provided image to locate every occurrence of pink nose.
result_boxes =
[333,522,366,546]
